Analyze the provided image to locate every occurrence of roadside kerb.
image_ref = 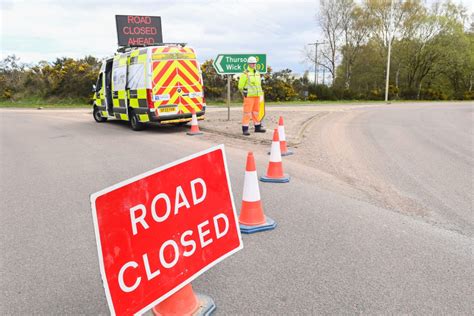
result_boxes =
[199,109,331,147]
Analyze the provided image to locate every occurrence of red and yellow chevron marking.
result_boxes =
[153,75,201,112]
[152,47,195,61]
[179,85,202,112]
[152,46,195,56]
[151,59,203,112]
[152,47,171,54]
[152,60,176,88]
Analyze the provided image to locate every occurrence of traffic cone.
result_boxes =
[239,152,276,234]
[260,129,290,183]
[187,109,203,136]
[278,116,293,156]
[268,116,293,156]
[151,284,215,316]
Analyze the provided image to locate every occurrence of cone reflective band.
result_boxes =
[187,109,203,135]
[90,145,242,315]
[260,129,290,183]
[278,116,293,156]
[239,152,276,233]
[240,153,263,224]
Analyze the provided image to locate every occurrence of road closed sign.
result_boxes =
[90,145,242,315]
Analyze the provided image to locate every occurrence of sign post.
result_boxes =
[91,145,242,315]
[227,75,231,121]
[213,54,267,122]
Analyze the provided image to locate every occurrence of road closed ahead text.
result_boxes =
[91,147,242,315]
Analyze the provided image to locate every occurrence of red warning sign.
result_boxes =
[91,145,242,315]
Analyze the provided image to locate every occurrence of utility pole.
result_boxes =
[308,41,325,85]
[385,0,394,103]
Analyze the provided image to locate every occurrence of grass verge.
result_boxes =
[1,98,468,109]
[207,100,388,107]
[0,98,90,108]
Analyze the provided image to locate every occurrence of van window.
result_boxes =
[128,64,145,89]
[112,66,127,91]
[96,73,103,92]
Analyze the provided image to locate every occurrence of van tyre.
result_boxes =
[93,106,107,122]
[130,110,146,131]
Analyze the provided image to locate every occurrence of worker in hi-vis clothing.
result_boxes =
[238,56,266,136]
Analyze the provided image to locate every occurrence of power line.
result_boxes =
[307,41,326,85]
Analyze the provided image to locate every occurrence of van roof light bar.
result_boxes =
[117,43,187,53]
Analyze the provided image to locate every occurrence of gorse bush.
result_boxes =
[1,55,100,103]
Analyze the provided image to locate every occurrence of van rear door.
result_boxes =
[176,58,204,112]
[151,47,204,117]
[151,57,179,116]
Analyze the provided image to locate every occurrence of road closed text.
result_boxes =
[115,15,163,47]
[91,146,241,315]
[119,178,230,293]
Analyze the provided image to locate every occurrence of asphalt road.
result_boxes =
[1,103,473,315]
[292,102,474,237]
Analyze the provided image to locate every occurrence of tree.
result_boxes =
[331,0,472,100]
[0,55,100,101]
[262,68,298,102]
[341,4,372,88]
[200,60,228,100]
[0,55,25,99]
[394,1,469,98]
[315,0,346,83]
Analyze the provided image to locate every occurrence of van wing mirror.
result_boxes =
[92,84,96,92]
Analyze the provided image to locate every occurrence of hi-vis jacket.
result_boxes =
[238,67,263,97]
[92,45,205,126]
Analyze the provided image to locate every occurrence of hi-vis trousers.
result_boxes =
[242,96,260,126]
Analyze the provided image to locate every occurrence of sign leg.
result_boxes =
[227,75,231,121]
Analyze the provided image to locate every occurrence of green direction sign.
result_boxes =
[213,54,267,74]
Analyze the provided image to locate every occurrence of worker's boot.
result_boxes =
[242,126,250,136]
[254,124,266,133]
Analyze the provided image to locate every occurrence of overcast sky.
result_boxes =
[1,0,472,75]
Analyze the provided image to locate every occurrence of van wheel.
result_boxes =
[93,106,107,122]
[130,110,145,131]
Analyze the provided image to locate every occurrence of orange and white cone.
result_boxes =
[278,116,293,156]
[152,283,215,316]
[239,152,276,234]
[260,128,290,183]
[187,109,203,135]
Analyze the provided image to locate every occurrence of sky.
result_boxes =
[1,0,472,75]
